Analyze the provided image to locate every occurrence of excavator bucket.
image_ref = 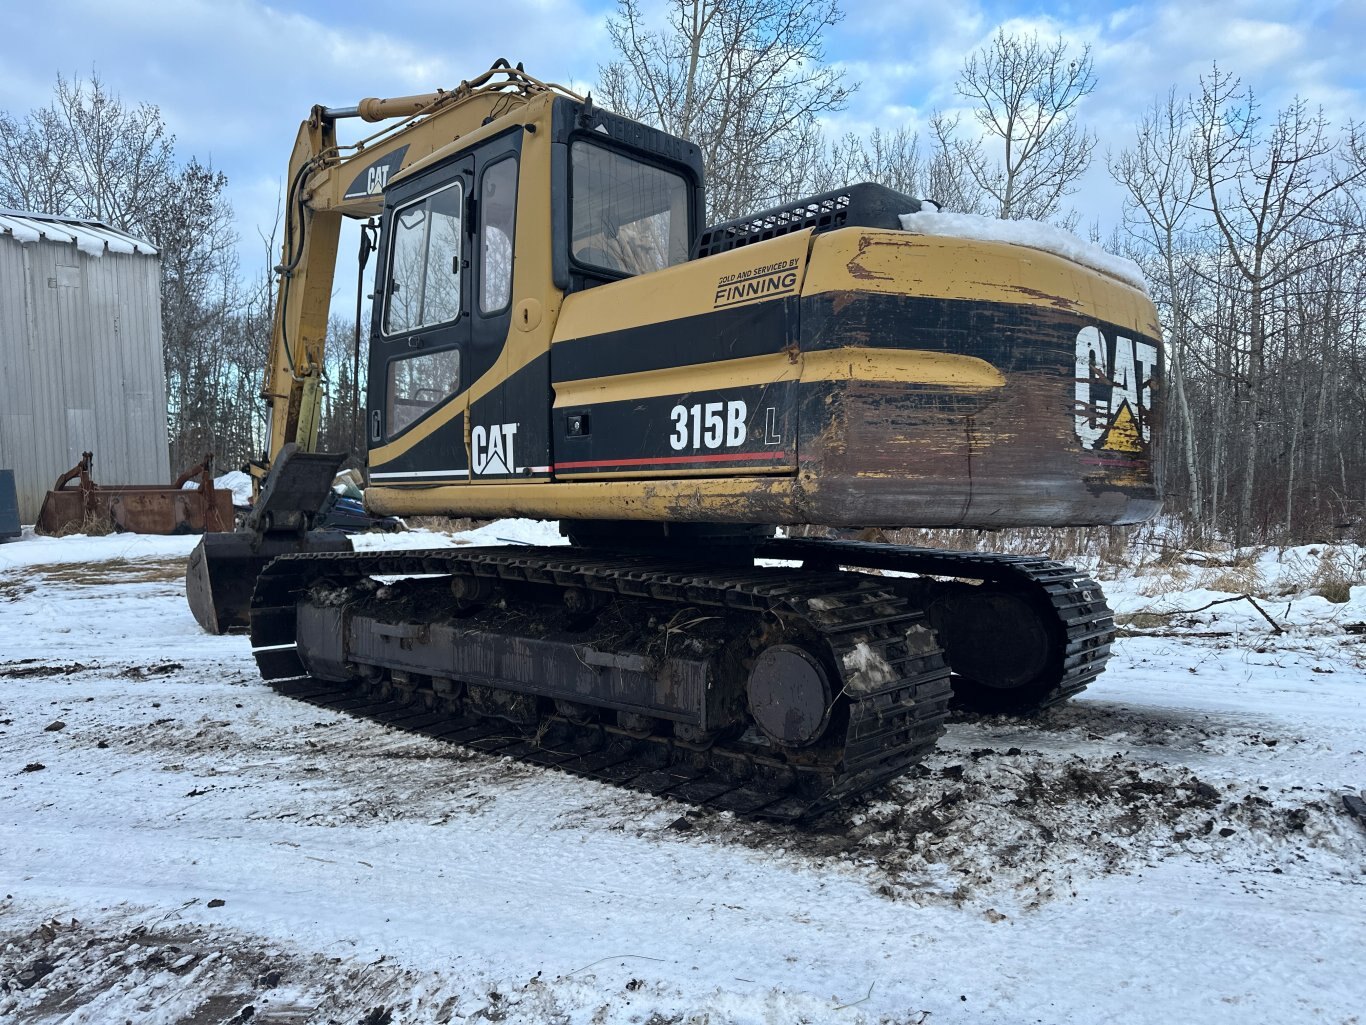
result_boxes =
[185,446,355,635]
[35,452,234,536]
[185,529,354,635]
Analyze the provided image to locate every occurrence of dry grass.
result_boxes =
[402,516,492,534]
[807,522,1363,608]
[1316,577,1354,604]
[1114,611,1170,631]
[1290,547,1363,604]
[1135,563,1194,597]
[49,513,116,538]
[1200,563,1266,596]
[34,558,187,586]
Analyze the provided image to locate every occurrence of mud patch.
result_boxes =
[0,581,36,602]
[0,912,669,1025]
[0,660,97,678]
[92,710,544,827]
[119,661,185,678]
[961,701,1309,755]
[662,751,1352,906]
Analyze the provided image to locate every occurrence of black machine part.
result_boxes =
[0,469,21,541]
[253,545,955,820]
[243,539,1113,818]
[244,444,351,535]
[761,538,1115,713]
[185,445,356,634]
[693,182,928,259]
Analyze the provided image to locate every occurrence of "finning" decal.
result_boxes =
[713,258,799,309]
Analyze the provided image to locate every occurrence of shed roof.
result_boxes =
[0,208,158,257]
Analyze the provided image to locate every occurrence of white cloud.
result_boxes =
[0,0,613,275]
[818,1,1364,228]
[4,0,1360,260]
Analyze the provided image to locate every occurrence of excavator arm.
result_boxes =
[188,62,584,633]
[260,61,582,467]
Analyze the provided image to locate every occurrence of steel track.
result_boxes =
[760,538,1116,709]
[250,547,954,821]
[245,541,1112,820]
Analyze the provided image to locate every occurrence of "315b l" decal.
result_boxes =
[669,401,747,451]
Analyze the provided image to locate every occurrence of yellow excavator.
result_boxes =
[185,62,1162,819]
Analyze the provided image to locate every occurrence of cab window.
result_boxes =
[480,157,518,314]
[386,348,461,435]
[384,181,463,335]
[570,142,689,276]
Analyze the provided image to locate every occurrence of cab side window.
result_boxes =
[386,349,461,436]
[570,141,689,276]
[480,157,517,314]
[383,180,463,335]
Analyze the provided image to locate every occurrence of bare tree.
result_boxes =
[1109,89,1205,533]
[925,112,996,214]
[0,73,245,470]
[598,0,853,220]
[0,105,74,215]
[316,312,370,467]
[0,74,178,229]
[1106,65,1366,544]
[804,125,923,195]
[1189,64,1366,542]
[940,30,1096,221]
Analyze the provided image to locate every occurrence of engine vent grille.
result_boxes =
[694,183,925,259]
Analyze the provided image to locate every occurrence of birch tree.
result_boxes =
[1189,64,1366,542]
[1110,89,1205,533]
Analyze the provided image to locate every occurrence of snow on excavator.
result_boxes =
[185,62,1162,818]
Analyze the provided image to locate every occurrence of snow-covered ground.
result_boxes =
[1,523,1363,1024]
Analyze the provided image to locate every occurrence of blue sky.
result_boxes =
[3,0,1363,280]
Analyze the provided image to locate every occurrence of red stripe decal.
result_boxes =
[555,451,788,470]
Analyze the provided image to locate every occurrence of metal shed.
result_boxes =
[0,210,169,523]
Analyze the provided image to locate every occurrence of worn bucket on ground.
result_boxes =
[35,452,235,536]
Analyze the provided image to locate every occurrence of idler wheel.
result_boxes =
[746,645,832,747]
[928,587,1060,712]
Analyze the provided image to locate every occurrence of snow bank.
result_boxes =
[0,518,569,573]
[180,470,254,507]
[1102,542,1366,640]
[0,531,201,570]
[898,209,1149,293]
[214,470,254,507]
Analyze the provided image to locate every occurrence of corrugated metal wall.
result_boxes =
[0,235,169,522]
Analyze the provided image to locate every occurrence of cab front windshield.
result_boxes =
[570,141,690,276]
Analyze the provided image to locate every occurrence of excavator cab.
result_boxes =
[362,99,707,491]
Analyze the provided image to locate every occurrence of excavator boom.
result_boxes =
[187,63,582,633]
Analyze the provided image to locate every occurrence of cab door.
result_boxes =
[465,129,543,481]
[366,157,474,483]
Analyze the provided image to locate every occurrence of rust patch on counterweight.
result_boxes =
[993,282,1082,313]
[844,234,899,281]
